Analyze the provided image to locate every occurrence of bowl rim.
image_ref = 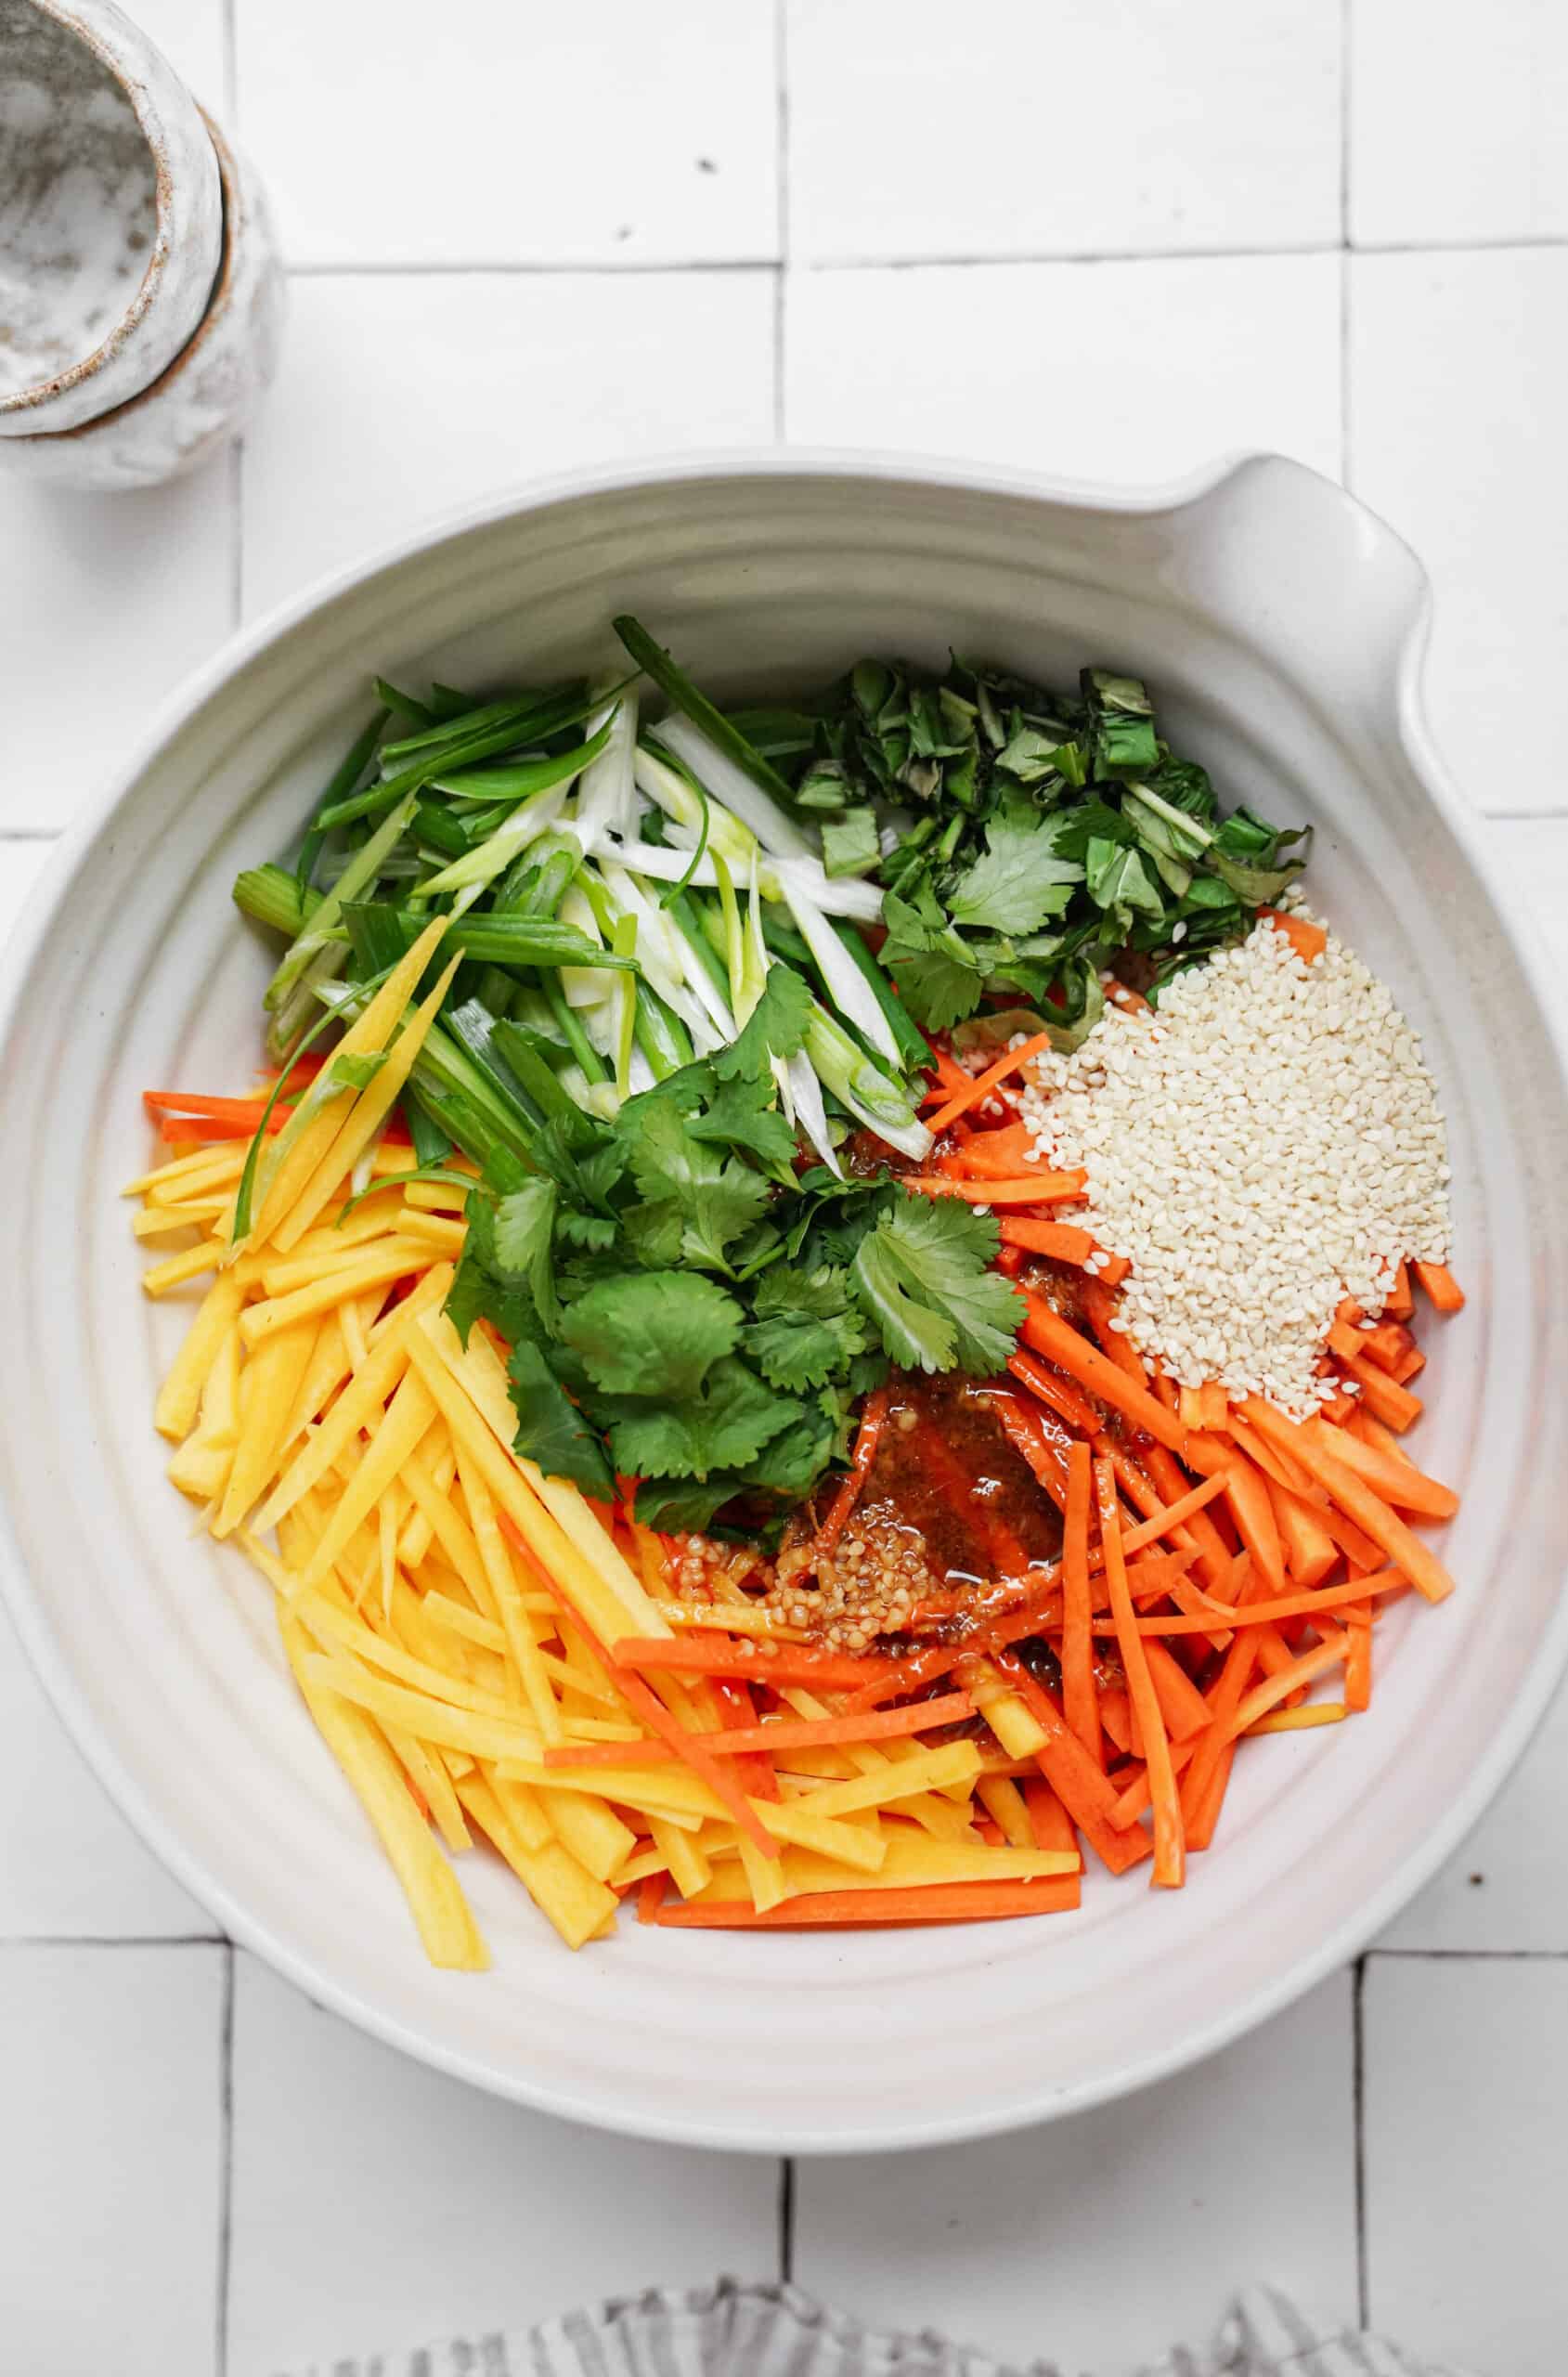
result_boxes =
[6,443,1567,2155]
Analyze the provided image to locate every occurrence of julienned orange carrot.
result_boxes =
[611,1636,901,1691]
[1021,1296,1188,1455]
[1257,906,1328,965]
[1120,1469,1230,1556]
[1413,1261,1465,1314]
[1303,1417,1458,1521]
[988,1389,1070,1514]
[498,1514,781,1859]
[1142,1640,1213,1744]
[1386,1260,1415,1318]
[1221,1630,1350,1744]
[1186,1434,1285,1593]
[1080,1279,1148,1386]
[919,1043,974,1107]
[1091,1566,1406,1634]
[902,1173,1086,1206]
[543,1689,977,1767]
[1023,1777,1082,1866]
[1060,1441,1099,1764]
[1111,1445,1235,1637]
[652,1877,1083,1927]
[1358,1318,1418,1376]
[939,1120,1037,1177]
[636,1871,666,1923]
[1007,1346,1102,1439]
[708,1677,782,1800]
[1096,1458,1184,1889]
[925,1033,1052,1135]
[1184,1741,1238,1853]
[1109,1734,1201,1830]
[996,1216,1101,1267]
[1342,1355,1423,1434]
[1239,1397,1455,1604]
[810,1384,890,1560]
[1346,1605,1374,1711]
[1266,1476,1340,1589]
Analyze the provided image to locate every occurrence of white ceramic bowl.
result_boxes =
[3,451,1566,2155]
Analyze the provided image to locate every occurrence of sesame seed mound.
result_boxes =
[1016,916,1452,1417]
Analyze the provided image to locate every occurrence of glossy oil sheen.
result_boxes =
[1,451,1564,2153]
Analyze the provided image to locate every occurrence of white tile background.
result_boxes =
[2,2,1566,2369]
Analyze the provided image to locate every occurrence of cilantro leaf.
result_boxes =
[616,1094,771,1272]
[711,964,810,1080]
[880,940,985,1032]
[554,1207,618,1253]
[946,810,1082,936]
[507,1340,616,1498]
[742,1265,867,1390]
[600,1357,795,1480]
[560,1271,741,1399]
[851,1195,1023,1375]
[1085,837,1164,927]
[631,1391,838,1530]
[490,1177,559,1335]
[445,1197,537,1351]
[687,1072,798,1176]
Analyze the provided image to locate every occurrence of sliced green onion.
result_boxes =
[296,709,387,893]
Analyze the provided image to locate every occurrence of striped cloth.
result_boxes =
[281,2275,1476,2377]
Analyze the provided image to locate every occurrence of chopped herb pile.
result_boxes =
[789,660,1310,1041]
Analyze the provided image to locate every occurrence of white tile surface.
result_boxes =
[0,840,212,1942]
[0,1943,225,2375]
[0,1599,210,1941]
[786,254,1342,483]
[128,0,227,112]
[1349,247,1568,814]
[1365,1955,1568,2374]
[240,269,776,617]
[1380,821,1568,1946]
[1351,0,1568,248]
[0,461,235,832]
[227,1955,778,2377]
[787,0,1341,266]
[0,835,53,941]
[236,1,778,267]
[796,1972,1357,2374]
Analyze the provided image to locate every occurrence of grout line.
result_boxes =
[1338,0,1352,486]
[1368,1946,1568,1961]
[279,231,1568,281]
[1339,249,1352,488]
[772,0,789,442]
[778,2157,795,2284]
[220,0,238,126]
[1340,0,1353,252]
[228,436,244,630]
[215,1943,236,2377]
[1353,1955,1368,2328]
[285,255,780,279]
[0,1932,228,1948]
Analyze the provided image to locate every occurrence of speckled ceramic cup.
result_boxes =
[0,0,225,435]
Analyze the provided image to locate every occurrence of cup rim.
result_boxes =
[9,106,237,448]
[0,0,211,421]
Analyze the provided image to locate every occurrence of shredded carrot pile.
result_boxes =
[129,940,1465,1955]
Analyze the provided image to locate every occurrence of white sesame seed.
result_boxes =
[1014,912,1452,1417]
